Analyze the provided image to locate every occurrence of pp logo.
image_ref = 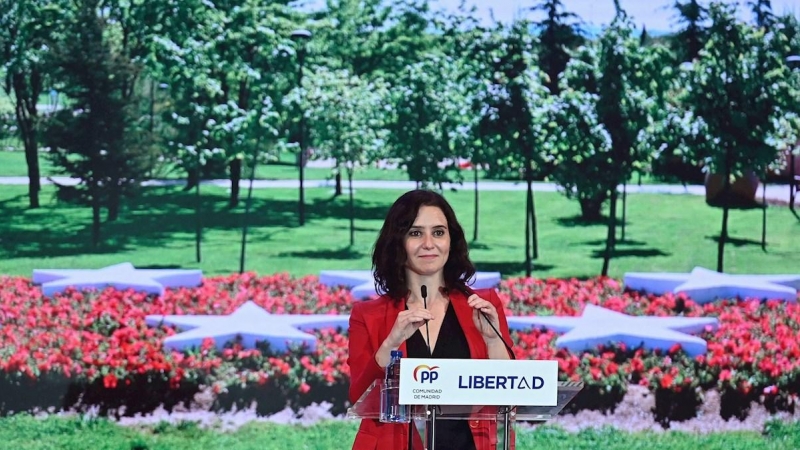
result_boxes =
[413,365,440,384]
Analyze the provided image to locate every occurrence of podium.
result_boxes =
[347,378,583,450]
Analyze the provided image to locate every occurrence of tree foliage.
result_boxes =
[683,2,800,271]
[530,0,584,95]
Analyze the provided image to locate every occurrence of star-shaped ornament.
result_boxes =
[507,304,718,356]
[319,270,501,299]
[33,262,203,297]
[624,267,800,304]
[145,301,350,352]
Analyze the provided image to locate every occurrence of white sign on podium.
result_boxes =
[398,358,558,406]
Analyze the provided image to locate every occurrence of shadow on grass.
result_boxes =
[469,242,492,250]
[473,261,555,275]
[706,235,764,248]
[555,215,624,227]
[137,264,184,269]
[581,239,648,247]
[591,248,670,258]
[278,246,366,260]
[0,186,390,259]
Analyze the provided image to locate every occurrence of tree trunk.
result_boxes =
[107,186,120,221]
[185,169,198,191]
[91,181,101,248]
[348,169,355,246]
[601,188,619,276]
[195,164,202,263]
[761,181,766,251]
[13,72,41,209]
[22,131,41,209]
[335,160,343,197]
[621,182,627,242]
[240,153,258,274]
[229,157,242,208]
[524,153,538,276]
[717,153,734,272]
[525,179,532,277]
[473,168,479,242]
[717,204,729,272]
[578,197,605,222]
[530,187,538,260]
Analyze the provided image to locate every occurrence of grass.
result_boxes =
[0,416,798,449]
[0,148,674,183]
[0,148,427,181]
[0,183,797,278]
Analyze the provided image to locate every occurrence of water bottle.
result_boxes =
[380,350,410,423]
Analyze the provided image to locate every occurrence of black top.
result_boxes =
[406,301,477,450]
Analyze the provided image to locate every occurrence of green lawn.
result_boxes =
[0,416,797,450]
[0,149,417,181]
[0,148,672,183]
[0,183,796,278]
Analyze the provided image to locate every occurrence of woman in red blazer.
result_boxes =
[348,190,515,450]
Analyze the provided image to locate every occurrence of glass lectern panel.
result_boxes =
[347,379,583,422]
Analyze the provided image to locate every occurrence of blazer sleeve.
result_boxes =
[347,301,385,405]
[488,288,515,358]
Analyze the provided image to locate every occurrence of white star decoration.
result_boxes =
[33,262,203,297]
[319,270,501,299]
[145,301,350,352]
[506,304,719,356]
[624,266,800,304]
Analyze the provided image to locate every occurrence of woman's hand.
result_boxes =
[468,293,501,342]
[383,308,435,350]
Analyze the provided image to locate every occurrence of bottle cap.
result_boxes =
[391,350,403,358]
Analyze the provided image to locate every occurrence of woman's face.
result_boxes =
[404,205,451,277]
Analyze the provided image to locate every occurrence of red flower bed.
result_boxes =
[0,273,798,423]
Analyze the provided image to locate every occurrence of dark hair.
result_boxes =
[372,189,475,301]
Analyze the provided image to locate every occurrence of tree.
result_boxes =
[387,54,469,188]
[671,0,709,63]
[312,0,440,196]
[476,21,548,275]
[747,0,774,31]
[683,2,800,272]
[595,4,658,276]
[541,85,615,220]
[530,0,584,95]
[291,68,388,245]
[44,0,155,246]
[153,0,299,207]
[0,1,61,209]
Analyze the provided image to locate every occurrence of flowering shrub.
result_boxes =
[0,273,798,425]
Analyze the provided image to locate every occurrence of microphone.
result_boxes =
[459,285,516,360]
[421,285,432,357]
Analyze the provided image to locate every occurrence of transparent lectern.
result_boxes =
[347,378,583,450]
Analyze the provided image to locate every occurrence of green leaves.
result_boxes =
[682,2,800,178]
[289,67,388,171]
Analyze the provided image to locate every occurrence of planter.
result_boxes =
[704,171,762,208]
[763,391,796,415]
[719,386,756,421]
[778,147,800,180]
[563,384,626,414]
[652,387,702,428]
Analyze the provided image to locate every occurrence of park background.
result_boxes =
[1,0,800,448]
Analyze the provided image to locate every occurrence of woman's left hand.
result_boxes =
[468,294,501,342]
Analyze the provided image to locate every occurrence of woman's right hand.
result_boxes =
[383,308,434,350]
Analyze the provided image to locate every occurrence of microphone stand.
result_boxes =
[459,286,516,360]
[421,285,437,450]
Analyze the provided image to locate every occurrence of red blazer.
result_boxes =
[347,288,515,450]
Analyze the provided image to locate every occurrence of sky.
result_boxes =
[431,0,800,32]
[298,0,800,34]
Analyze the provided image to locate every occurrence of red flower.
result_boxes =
[103,373,118,389]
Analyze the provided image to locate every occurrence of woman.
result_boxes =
[348,189,515,450]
